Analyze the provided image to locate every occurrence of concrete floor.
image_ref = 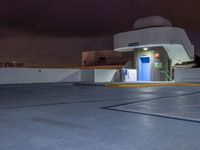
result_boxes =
[0,83,200,150]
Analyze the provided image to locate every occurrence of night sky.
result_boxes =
[0,0,200,67]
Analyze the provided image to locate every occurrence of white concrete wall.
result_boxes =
[81,70,94,82]
[0,68,81,84]
[0,68,120,84]
[121,69,137,82]
[174,68,200,83]
[94,69,118,82]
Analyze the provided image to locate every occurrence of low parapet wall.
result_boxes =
[0,68,122,85]
[81,69,120,83]
[174,68,200,83]
[0,68,81,84]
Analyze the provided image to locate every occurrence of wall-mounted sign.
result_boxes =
[154,61,162,69]
[128,42,140,47]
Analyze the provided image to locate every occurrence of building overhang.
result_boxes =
[114,27,194,66]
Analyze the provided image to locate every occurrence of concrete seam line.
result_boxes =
[102,107,200,124]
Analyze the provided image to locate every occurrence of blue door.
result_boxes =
[139,56,151,81]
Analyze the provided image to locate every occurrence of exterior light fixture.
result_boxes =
[178,60,182,64]
[143,47,148,51]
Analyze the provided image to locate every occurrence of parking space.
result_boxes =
[0,83,200,150]
[106,90,200,122]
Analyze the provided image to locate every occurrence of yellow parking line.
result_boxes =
[105,83,200,88]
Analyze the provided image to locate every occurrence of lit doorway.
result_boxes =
[139,56,151,81]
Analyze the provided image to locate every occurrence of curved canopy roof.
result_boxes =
[114,26,194,65]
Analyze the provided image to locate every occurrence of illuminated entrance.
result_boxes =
[139,56,151,81]
[114,16,195,81]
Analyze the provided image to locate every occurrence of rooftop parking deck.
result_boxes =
[0,83,200,150]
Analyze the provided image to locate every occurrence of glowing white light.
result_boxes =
[143,47,148,51]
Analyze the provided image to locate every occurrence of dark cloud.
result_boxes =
[0,0,199,35]
[0,0,199,67]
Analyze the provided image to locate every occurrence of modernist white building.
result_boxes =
[114,16,195,81]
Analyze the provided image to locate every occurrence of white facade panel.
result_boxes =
[121,69,137,82]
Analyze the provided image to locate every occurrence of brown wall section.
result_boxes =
[82,50,133,67]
